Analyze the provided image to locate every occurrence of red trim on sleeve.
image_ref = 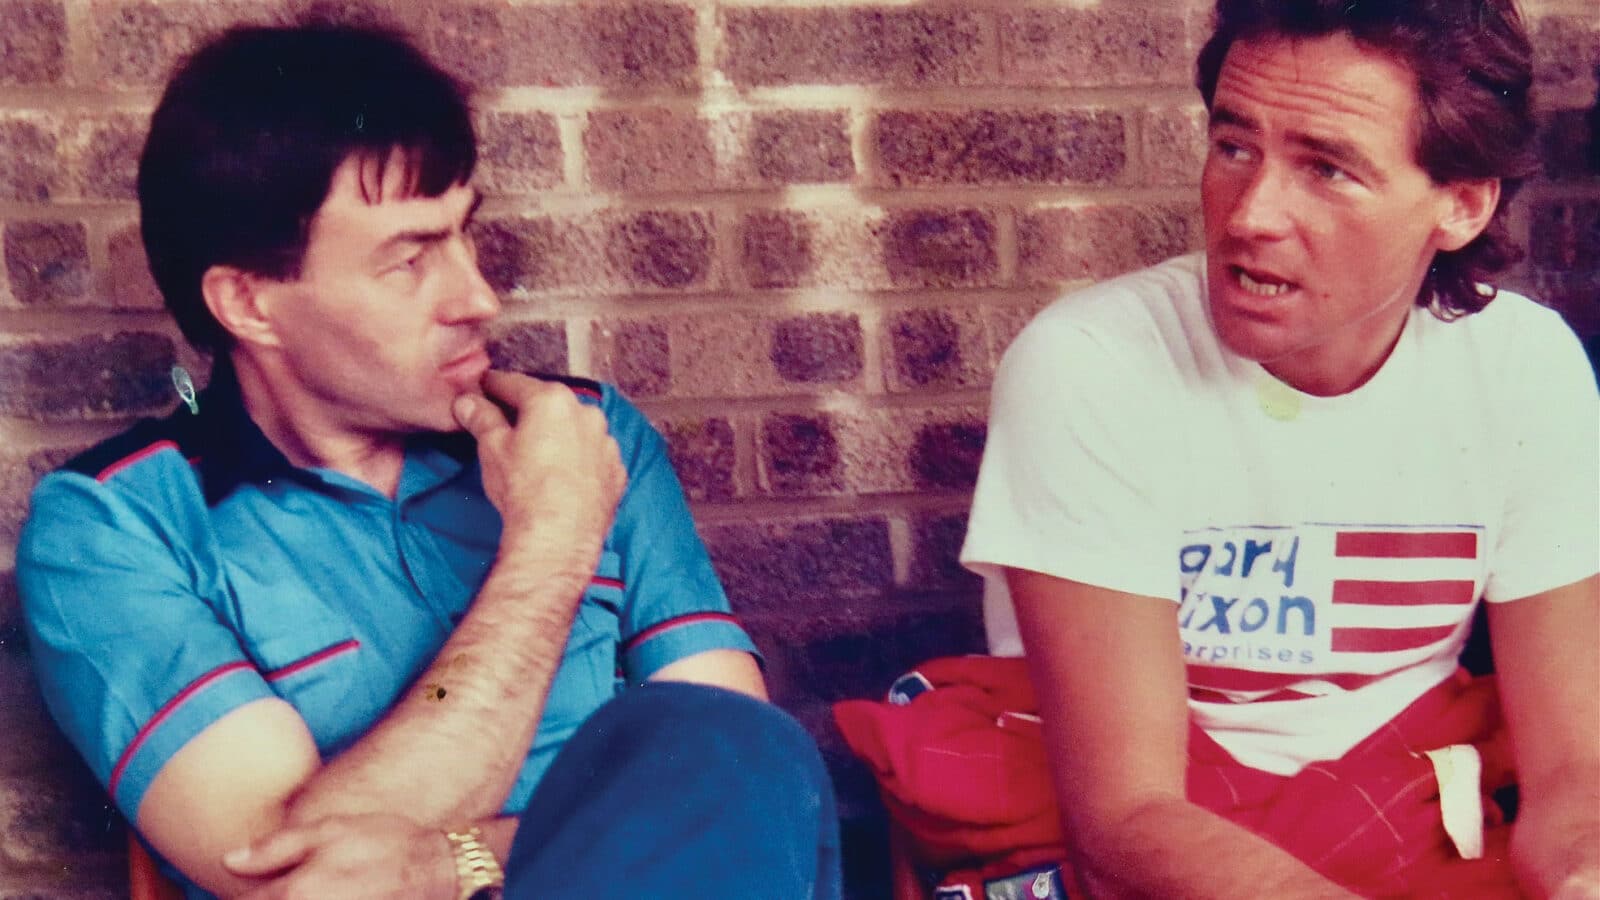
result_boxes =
[96,441,180,482]
[109,660,255,797]
[591,575,624,591]
[265,639,360,682]
[622,612,739,653]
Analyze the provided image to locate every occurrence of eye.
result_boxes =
[1309,158,1353,184]
[1210,137,1255,164]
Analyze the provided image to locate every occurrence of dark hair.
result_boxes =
[1196,0,1537,318]
[137,23,477,351]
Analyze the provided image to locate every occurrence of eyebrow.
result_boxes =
[1209,104,1384,185]
[371,190,485,261]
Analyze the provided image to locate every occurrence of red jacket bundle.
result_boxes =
[834,656,1518,899]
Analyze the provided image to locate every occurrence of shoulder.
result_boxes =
[1424,289,1594,388]
[999,254,1209,391]
[57,408,198,485]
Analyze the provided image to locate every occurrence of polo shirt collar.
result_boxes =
[189,358,478,506]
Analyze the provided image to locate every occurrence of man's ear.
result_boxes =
[1434,178,1501,252]
[200,265,282,348]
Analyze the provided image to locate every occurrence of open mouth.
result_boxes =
[1232,265,1297,298]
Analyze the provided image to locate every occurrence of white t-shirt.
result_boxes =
[961,253,1600,775]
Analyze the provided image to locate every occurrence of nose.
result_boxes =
[440,236,501,324]
[1224,163,1293,242]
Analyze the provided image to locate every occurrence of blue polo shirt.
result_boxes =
[18,363,757,842]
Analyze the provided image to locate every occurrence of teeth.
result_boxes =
[1238,269,1291,297]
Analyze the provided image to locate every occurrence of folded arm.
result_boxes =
[1007,568,1356,899]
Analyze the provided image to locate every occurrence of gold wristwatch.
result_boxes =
[444,827,505,900]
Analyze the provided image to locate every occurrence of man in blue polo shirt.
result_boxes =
[17,22,840,900]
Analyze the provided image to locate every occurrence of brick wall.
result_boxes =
[1,1,1595,896]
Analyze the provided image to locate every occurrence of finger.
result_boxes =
[451,392,510,439]
[478,369,548,406]
[222,826,316,876]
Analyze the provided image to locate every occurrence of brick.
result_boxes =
[413,2,509,88]
[885,307,990,391]
[877,109,1126,187]
[770,313,863,385]
[0,572,19,657]
[720,7,992,87]
[703,516,894,609]
[486,320,568,376]
[291,0,407,32]
[740,211,815,290]
[748,111,854,185]
[0,1,66,85]
[93,1,272,87]
[4,222,89,308]
[0,116,60,202]
[604,211,714,290]
[0,887,125,900]
[1538,107,1599,180]
[999,7,1190,87]
[585,109,714,194]
[449,4,694,90]
[105,224,164,311]
[0,771,121,866]
[910,510,981,590]
[909,419,986,491]
[743,206,999,292]
[655,416,735,502]
[0,445,77,545]
[985,300,1048,361]
[1142,105,1209,185]
[1019,203,1201,284]
[592,319,671,398]
[741,594,985,705]
[1530,199,1600,272]
[472,218,557,295]
[0,656,79,773]
[614,310,863,400]
[880,208,1001,289]
[476,111,562,196]
[1531,15,1600,91]
[755,406,986,497]
[759,412,844,496]
[476,211,713,297]
[1525,270,1600,337]
[76,113,145,201]
[0,332,177,421]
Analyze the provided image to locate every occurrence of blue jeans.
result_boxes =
[504,682,843,899]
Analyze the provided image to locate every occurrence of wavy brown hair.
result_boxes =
[1196,0,1538,318]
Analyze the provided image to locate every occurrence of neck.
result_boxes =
[1264,298,1414,397]
[230,350,406,497]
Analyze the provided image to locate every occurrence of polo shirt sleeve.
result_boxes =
[598,389,760,680]
[17,465,275,823]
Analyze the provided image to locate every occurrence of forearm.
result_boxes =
[1513,759,1600,897]
[1073,797,1357,900]
[287,525,597,826]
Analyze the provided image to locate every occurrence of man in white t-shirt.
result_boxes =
[961,0,1599,897]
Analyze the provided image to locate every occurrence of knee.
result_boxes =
[607,682,830,795]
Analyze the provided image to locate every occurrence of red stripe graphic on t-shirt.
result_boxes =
[1330,624,1459,653]
[264,639,361,682]
[96,440,179,482]
[1185,665,1381,694]
[622,612,738,652]
[1331,579,1475,606]
[109,660,255,797]
[1334,531,1478,559]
